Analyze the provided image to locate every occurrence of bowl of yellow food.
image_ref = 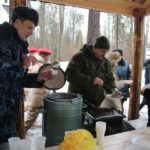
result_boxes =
[58,129,101,150]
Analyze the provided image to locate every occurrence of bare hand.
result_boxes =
[93,77,104,86]
[37,70,52,82]
[23,55,36,69]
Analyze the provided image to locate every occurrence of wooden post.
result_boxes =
[128,8,145,120]
[16,91,25,139]
[9,0,26,139]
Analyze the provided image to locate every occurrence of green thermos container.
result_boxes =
[42,92,83,147]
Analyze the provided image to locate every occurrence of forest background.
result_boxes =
[0,0,150,63]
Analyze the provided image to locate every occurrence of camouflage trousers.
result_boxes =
[24,106,41,133]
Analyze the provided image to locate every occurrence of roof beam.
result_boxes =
[37,0,150,16]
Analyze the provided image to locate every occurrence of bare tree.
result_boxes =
[58,5,65,61]
[63,8,84,60]
[145,16,150,47]
[87,9,100,44]
[38,3,46,48]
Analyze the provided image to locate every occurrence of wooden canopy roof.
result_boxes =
[38,0,150,16]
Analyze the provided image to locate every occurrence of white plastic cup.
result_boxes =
[34,136,46,150]
[20,139,31,150]
[8,137,20,150]
[96,121,106,145]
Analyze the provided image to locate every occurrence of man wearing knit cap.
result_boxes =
[112,49,131,111]
[65,36,116,109]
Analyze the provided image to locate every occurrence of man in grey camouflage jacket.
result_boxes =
[0,6,52,145]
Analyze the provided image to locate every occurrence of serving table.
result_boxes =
[45,127,150,150]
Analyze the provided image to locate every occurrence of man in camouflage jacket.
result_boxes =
[0,7,52,144]
[65,36,116,108]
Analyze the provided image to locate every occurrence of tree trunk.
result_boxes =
[116,14,119,48]
[87,9,100,44]
[58,6,64,61]
[39,3,46,48]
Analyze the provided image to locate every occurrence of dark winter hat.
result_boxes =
[93,36,110,50]
[113,49,123,56]
[12,6,39,26]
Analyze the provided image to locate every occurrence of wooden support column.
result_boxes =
[9,0,26,139]
[128,8,145,120]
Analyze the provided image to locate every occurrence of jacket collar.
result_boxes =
[0,22,29,54]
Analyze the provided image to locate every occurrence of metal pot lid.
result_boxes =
[38,64,66,90]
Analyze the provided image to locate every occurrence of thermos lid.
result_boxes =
[38,64,66,90]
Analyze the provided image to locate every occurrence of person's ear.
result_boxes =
[13,18,22,27]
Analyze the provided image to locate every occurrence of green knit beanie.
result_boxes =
[93,36,110,50]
